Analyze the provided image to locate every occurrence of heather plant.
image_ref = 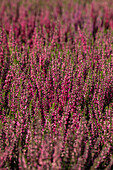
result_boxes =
[0,0,113,169]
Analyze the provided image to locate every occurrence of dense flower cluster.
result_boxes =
[0,0,113,169]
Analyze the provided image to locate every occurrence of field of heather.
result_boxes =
[0,0,113,169]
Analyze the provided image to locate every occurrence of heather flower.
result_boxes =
[0,0,113,169]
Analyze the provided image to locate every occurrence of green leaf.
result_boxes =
[32,64,34,69]
[2,92,5,97]
[29,100,33,109]
[52,103,55,109]
[0,120,2,130]
[14,58,19,65]
[79,41,81,46]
